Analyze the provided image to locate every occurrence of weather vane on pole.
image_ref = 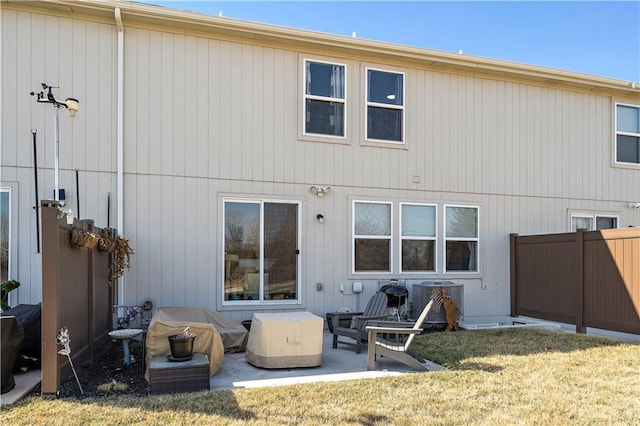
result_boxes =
[31,83,79,203]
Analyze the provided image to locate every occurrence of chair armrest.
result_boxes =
[330,312,363,320]
[353,314,389,330]
[366,325,423,335]
[368,320,415,328]
[356,314,389,322]
[331,312,364,329]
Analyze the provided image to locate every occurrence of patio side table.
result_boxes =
[149,352,210,394]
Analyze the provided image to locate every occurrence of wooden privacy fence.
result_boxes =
[41,201,115,397]
[510,227,640,335]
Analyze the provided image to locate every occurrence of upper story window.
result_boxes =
[570,214,618,231]
[353,201,392,273]
[304,60,346,138]
[366,68,404,143]
[444,205,479,273]
[615,103,640,165]
[400,203,436,272]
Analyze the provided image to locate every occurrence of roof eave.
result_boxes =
[4,0,639,97]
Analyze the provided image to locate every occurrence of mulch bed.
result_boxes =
[27,339,149,399]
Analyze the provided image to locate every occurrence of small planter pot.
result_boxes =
[168,334,195,359]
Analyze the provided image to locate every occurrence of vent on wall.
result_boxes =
[412,281,464,324]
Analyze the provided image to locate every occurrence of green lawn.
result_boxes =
[2,328,639,425]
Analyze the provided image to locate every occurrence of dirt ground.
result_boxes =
[28,339,149,399]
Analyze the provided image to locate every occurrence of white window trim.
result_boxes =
[302,58,348,141]
[1,185,18,307]
[352,200,393,275]
[399,202,437,274]
[614,102,640,168]
[364,66,405,145]
[569,213,619,231]
[444,204,480,274]
[221,197,302,307]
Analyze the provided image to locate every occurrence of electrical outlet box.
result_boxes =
[353,282,363,293]
[339,283,344,292]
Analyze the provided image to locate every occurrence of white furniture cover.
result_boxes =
[245,312,323,368]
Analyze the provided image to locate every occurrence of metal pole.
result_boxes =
[75,169,80,218]
[54,105,60,201]
[32,129,41,253]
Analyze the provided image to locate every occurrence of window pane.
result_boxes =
[355,203,391,235]
[446,241,478,271]
[367,70,403,105]
[571,217,593,232]
[355,239,390,272]
[617,135,639,163]
[402,240,434,271]
[402,205,435,237]
[224,202,260,301]
[305,99,344,136]
[306,61,344,99]
[1,190,8,282]
[596,216,617,230]
[617,105,640,133]
[367,107,402,141]
[264,203,298,300]
[445,207,478,238]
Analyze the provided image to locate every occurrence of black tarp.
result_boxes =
[2,304,41,359]
[1,317,25,394]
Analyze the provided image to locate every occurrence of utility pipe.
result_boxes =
[115,8,125,306]
[54,105,60,201]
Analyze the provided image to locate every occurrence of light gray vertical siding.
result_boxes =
[2,5,639,322]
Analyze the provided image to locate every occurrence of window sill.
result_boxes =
[298,133,349,145]
[612,161,640,170]
[361,139,407,150]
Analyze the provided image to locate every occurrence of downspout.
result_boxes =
[115,8,124,306]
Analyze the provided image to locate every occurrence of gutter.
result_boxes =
[5,1,638,96]
[115,6,124,306]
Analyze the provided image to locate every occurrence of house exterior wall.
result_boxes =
[2,1,639,323]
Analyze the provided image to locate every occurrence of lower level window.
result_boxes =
[445,205,479,272]
[1,188,10,283]
[570,214,618,231]
[223,199,300,304]
[353,201,392,273]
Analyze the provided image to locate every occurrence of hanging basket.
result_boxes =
[108,235,134,282]
[70,229,100,249]
[98,228,118,252]
[98,237,118,252]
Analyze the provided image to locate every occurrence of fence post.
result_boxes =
[510,233,518,317]
[40,200,61,398]
[576,229,586,334]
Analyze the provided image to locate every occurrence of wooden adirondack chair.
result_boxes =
[366,299,446,371]
[330,291,389,354]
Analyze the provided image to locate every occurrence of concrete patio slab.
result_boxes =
[0,369,41,407]
[210,330,427,390]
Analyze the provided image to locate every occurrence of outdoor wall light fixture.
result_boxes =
[31,83,80,202]
[316,214,325,223]
[310,185,331,197]
[627,202,640,209]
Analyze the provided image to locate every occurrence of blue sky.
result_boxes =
[136,1,640,82]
